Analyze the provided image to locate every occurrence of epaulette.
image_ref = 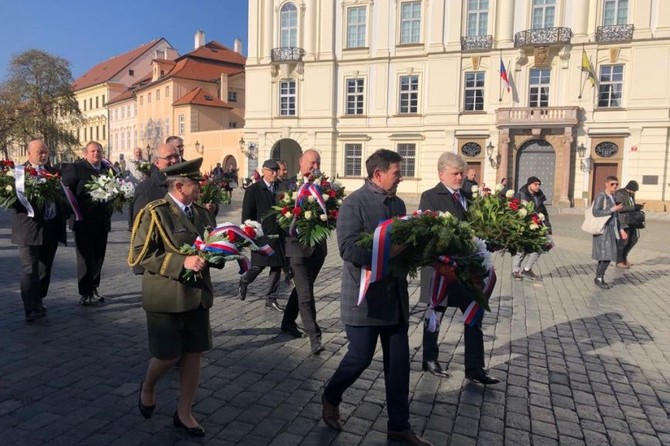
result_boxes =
[146,199,169,211]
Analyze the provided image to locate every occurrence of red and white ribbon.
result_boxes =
[14,166,35,217]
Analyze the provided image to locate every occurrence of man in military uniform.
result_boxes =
[129,158,215,437]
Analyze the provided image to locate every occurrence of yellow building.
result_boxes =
[72,38,177,159]
[109,32,247,176]
[245,0,670,210]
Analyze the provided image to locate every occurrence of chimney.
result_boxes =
[194,30,205,49]
[234,38,243,54]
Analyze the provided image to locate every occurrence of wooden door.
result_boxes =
[591,163,618,202]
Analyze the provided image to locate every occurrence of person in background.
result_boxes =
[276,160,288,182]
[462,167,479,193]
[511,176,551,281]
[166,136,185,161]
[615,180,642,268]
[211,163,224,179]
[237,159,287,312]
[126,147,148,231]
[592,176,627,289]
[130,158,215,438]
[11,140,67,323]
[61,141,114,306]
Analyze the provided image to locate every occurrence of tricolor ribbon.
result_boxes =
[355,217,395,306]
[194,223,275,274]
[61,181,82,221]
[14,166,35,217]
[461,267,497,328]
[425,256,458,332]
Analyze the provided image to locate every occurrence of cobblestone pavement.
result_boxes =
[1,190,669,446]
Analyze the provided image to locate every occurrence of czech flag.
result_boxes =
[500,60,510,92]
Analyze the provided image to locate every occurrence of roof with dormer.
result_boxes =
[172,87,232,109]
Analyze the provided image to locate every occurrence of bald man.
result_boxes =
[12,140,67,322]
[279,149,328,355]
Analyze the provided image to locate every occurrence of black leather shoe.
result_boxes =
[79,295,93,306]
[387,429,433,446]
[92,289,106,304]
[321,393,343,431]
[422,360,449,378]
[25,310,47,323]
[281,324,304,338]
[173,411,205,437]
[594,277,612,290]
[265,299,284,312]
[238,281,247,301]
[138,381,155,419]
[311,338,325,355]
[465,368,500,385]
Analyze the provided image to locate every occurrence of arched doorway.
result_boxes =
[516,139,556,205]
[270,139,302,176]
[223,155,238,185]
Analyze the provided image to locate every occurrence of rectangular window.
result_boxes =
[399,75,419,114]
[532,0,555,29]
[129,69,135,76]
[529,68,550,107]
[344,143,363,176]
[228,91,238,102]
[280,4,298,47]
[165,86,170,98]
[279,80,297,116]
[95,97,99,108]
[603,0,628,25]
[467,0,489,36]
[397,143,416,177]
[96,126,99,140]
[178,114,185,135]
[598,64,623,107]
[346,78,365,115]
[102,94,105,105]
[121,107,125,119]
[82,100,86,111]
[347,6,367,48]
[148,92,151,103]
[139,95,143,106]
[156,89,160,100]
[89,98,93,110]
[464,71,485,111]
[102,125,106,140]
[399,1,421,44]
[229,121,238,128]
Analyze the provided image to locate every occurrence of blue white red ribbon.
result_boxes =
[194,223,274,274]
[461,267,497,327]
[14,166,35,217]
[61,181,82,221]
[425,256,458,332]
[356,217,395,306]
[288,181,328,237]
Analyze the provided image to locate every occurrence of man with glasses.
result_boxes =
[166,136,185,161]
[237,159,287,312]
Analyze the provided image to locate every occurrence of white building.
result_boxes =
[245,0,670,210]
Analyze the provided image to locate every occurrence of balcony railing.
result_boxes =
[596,24,634,42]
[496,106,581,128]
[460,35,493,52]
[514,27,573,47]
[271,47,305,62]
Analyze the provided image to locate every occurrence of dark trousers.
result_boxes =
[74,230,109,296]
[422,291,485,371]
[281,247,325,340]
[240,264,281,298]
[596,260,610,277]
[324,324,411,432]
[18,242,58,316]
[616,228,639,263]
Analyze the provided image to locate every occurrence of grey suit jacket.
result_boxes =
[337,181,408,327]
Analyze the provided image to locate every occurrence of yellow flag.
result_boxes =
[581,50,597,87]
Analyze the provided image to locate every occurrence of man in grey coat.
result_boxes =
[321,149,432,446]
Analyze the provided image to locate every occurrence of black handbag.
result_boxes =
[623,210,645,229]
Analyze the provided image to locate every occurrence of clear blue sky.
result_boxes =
[0,0,249,80]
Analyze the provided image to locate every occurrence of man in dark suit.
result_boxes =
[129,158,215,437]
[419,152,499,385]
[237,159,286,311]
[279,149,327,354]
[11,140,67,323]
[61,141,114,306]
[321,149,431,445]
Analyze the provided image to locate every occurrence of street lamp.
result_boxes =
[576,143,586,158]
[239,137,245,153]
[195,141,204,155]
[578,143,592,172]
[486,141,499,169]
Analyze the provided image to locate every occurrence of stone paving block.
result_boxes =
[606,429,637,446]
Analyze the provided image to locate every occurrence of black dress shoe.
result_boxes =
[594,277,612,290]
[93,289,106,304]
[422,360,449,378]
[138,381,155,419]
[387,429,433,446]
[173,411,205,437]
[321,393,343,431]
[465,368,500,385]
[25,310,47,323]
[281,324,304,338]
[310,338,325,355]
[265,299,284,312]
[238,280,247,301]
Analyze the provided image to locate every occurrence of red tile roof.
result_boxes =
[73,39,169,91]
[183,41,246,66]
[169,58,244,82]
[173,87,232,109]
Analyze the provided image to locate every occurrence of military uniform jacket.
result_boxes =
[61,160,113,233]
[129,194,216,313]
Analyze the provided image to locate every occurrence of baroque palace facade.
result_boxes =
[244,0,670,210]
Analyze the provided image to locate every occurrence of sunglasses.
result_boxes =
[609,182,619,186]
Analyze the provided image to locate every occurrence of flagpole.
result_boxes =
[508,59,512,105]
[578,44,585,99]
[499,50,503,102]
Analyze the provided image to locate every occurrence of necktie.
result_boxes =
[453,191,466,210]
[268,184,274,194]
[185,205,193,222]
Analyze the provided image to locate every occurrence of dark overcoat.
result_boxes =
[592,191,620,261]
[60,160,113,233]
[242,179,286,267]
[337,181,408,327]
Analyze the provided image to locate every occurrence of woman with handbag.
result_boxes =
[615,180,642,268]
[592,176,627,289]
